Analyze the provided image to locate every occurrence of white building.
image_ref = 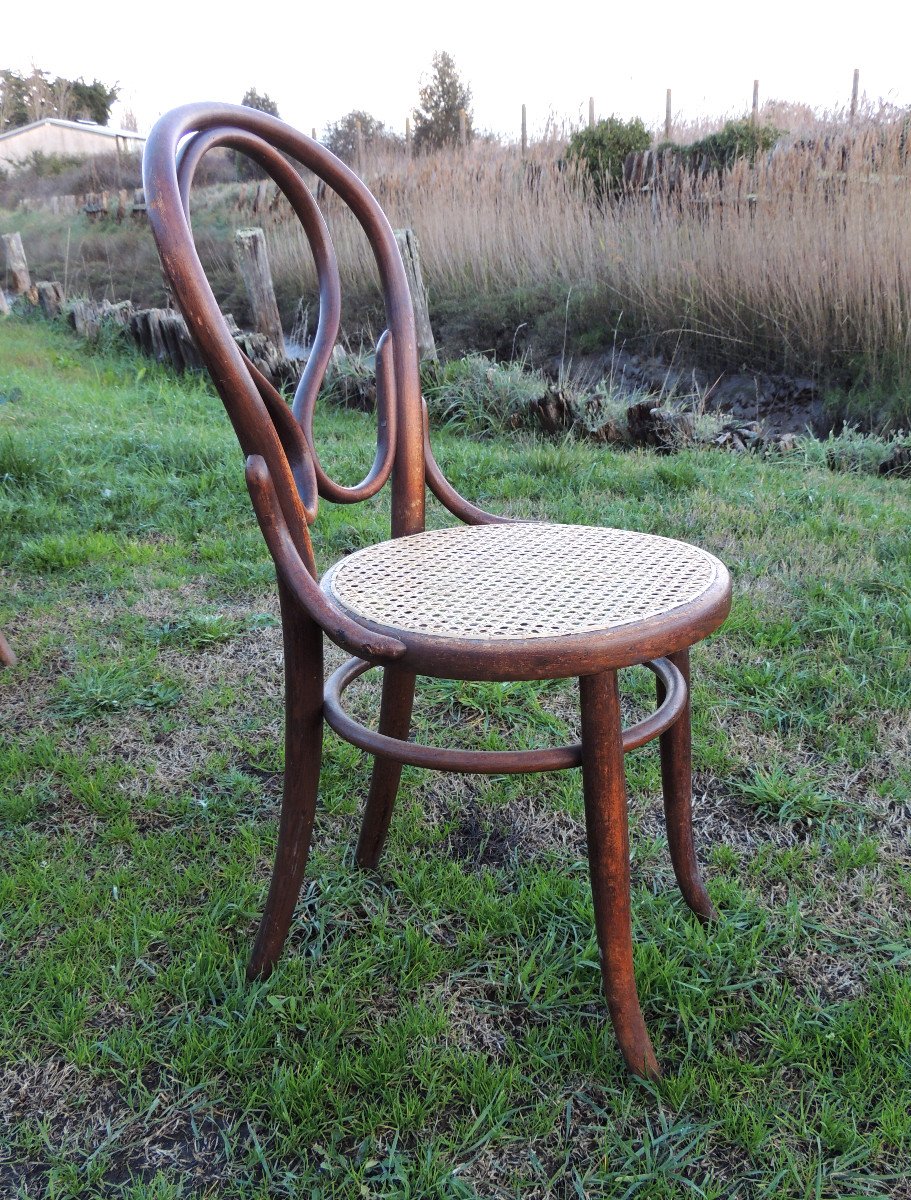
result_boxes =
[0,119,146,170]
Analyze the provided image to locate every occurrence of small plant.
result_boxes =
[424,355,553,435]
[731,763,838,823]
[54,662,181,720]
[151,611,249,650]
[566,116,651,197]
[17,531,122,573]
[800,424,911,476]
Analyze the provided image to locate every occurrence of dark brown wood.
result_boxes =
[580,671,660,1080]
[658,648,718,922]
[355,665,417,868]
[248,578,324,980]
[325,655,688,774]
[0,629,16,667]
[320,567,731,682]
[244,456,406,663]
[143,102,733,1078]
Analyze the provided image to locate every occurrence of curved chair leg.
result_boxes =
[579,671,661,1080]
[657,649,718,923]
[0,629,16,667]
[248,580,324,980]
[355,666,417,869]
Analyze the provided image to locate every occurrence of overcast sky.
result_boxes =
[5,0,910,138]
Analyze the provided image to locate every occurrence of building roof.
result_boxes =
[0,118,146,144]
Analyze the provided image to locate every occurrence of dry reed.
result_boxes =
[255,113,911,389]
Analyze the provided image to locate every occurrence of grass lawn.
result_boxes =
[1,319,910,1199]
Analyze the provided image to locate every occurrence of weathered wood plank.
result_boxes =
[2,232,31,294]
[235,227,285,355]
[394,228,436,362]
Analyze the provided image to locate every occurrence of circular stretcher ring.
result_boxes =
[323,656,687,775]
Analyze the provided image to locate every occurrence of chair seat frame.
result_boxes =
[143,103,731,1080]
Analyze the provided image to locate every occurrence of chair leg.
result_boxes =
[657,649,718,923]
[248,580,324,981]
[579,671,661,1080]
[355,666,417,869]
[0,629,16,667]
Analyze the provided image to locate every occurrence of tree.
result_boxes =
[0,68,118,131]
[237,89,281,179]
[322,109,399,163]
[0,70,29,132]
[241,89,280,118]
[71,78,119,125]
[412,51,472,151]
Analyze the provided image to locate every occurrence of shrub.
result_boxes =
[665,119,782,169]
[323,110,400,164]
[566,116,651,197]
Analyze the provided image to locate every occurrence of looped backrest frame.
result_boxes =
[142,102,426,544]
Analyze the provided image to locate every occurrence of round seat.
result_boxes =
[321,523,731,680]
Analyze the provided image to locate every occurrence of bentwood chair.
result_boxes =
[144,103,731,1079]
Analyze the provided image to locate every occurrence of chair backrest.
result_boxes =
[142,102,427,564]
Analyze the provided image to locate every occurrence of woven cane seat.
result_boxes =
[322,523,724,645]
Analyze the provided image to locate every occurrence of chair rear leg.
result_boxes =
[580,671,661,1080]
[657,649,717,923]
[355,666,417,869]
[248,580,324,980]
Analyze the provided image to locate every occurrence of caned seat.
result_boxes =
[322,523,729,678]
[144,101,732,1081]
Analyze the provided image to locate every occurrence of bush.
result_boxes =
[323,110,400,164]
[566,116,651,197]
[664,119,782,169]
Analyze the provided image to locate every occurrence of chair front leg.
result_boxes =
[355,665,417,869]
[579,671,661,1080]
[248,579,324,980]
[657,649,717,923]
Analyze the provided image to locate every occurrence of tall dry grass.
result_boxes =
[258,112,911,393]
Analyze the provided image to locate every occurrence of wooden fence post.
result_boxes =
[521,104,527,156]
[355,118,364,166]
[458,108,467,146]
[665,89,672,142]
[588,97,595,129]
[850,69,859,121]
[406,116,412,155]
[2,232,31,294]
[394,228,436,362]
[234,227,285,354]
[37,281,65,319]
[752,80,759,126]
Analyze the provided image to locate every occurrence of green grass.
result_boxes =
[1,320,910,1198]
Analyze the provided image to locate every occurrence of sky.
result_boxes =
[4,0,911,139]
